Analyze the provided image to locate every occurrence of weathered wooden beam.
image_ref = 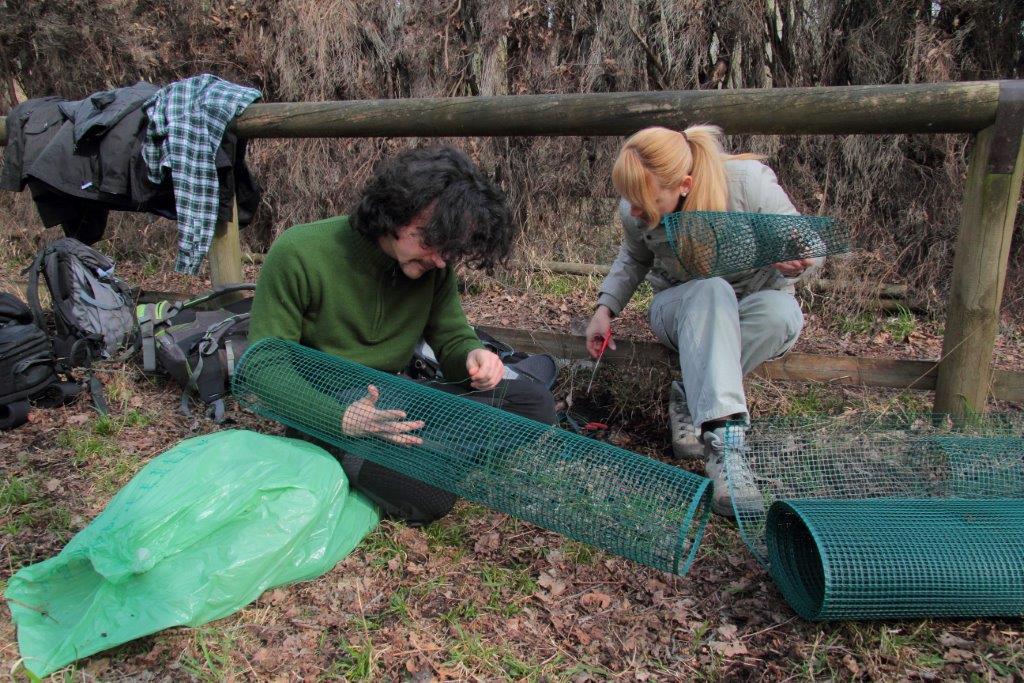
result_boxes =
[935,81,1024,417]
[477,325,1024,403]
[230,83,1000,139]
[0,82,1003,146]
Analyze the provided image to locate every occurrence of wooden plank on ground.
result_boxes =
[477,325,1024,403]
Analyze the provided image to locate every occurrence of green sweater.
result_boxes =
[249,215,482,382]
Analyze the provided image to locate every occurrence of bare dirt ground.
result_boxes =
[2,230,1023,681]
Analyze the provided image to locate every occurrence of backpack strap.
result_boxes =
[183,283,256,309]
[224,338,239,377]
[137,303,158,372]
[22,247,49,331]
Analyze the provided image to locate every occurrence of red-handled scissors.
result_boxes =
[586,331,613,394]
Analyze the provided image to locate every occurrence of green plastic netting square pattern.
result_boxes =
[661,210,851,280]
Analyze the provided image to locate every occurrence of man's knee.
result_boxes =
[499,378,557,425]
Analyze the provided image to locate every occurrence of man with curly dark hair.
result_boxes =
[250,146,556,525]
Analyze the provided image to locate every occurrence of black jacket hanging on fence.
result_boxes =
[0,82,260,245]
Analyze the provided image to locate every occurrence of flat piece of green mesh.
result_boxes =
[724,415,1024,565]
[232,338,713,575]
[766,498,1024,620]
[660,211,850,280]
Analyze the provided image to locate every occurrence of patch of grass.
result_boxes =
[451,500,489,522]
[477,564,536,617]
[45,504,75,536]
[883,304,916,343]
[560,539,597,565]
[0,477,43,536]
[534,273,580,298]
[440,600,479,627]
[839,311,874,335]
[92,409,154,436]
[359,524,407,569]
[92,414,116,436]
[384,586,412,624]
[785,384,844,416]
[120,409,153,428]
[883,391,932,416]
[422,517,469,549]
[410,574,450,598]
[564,661,615,679]
[500,652,545,679]
[0,476,35,510]
[333,637,377,681]
[179,626,235,682]
[0,475,79,541]
[800,631,844,679]
[93,453,143,495]
[348,614,384,632]
[57,427,116,465]
[141,253,163,278]
[445,624,503,672]
[630,281,655,314]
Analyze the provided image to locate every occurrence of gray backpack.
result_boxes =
[136,284,254,420]
[25,238,139,369]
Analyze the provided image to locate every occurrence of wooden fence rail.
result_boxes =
[2,81,1022,416]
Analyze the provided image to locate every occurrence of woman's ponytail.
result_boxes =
[680,125,729,212]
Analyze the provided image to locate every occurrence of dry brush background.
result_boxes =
[1,0,1022,306]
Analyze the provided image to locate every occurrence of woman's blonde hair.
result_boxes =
[612,125,762,225]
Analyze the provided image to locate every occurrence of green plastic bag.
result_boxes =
[5,430,380,678]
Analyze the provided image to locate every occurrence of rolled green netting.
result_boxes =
[661,211,850,280]
[724,414,1024,565]
[766,498,1024,620]
[232,338,713,575]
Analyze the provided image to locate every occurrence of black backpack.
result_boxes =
[25,238,138,368]
[0,292,78,430]
[136,284,254,420]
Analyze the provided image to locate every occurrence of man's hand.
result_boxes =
[585,305,618,359]
[466,348,504,391]
[341,385,424,446]
[773,257,815,277]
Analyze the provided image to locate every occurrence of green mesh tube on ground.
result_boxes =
[766,498,1024,621]
[232,338,713,575]
[661,211,850,280]
[724,415,1024,565]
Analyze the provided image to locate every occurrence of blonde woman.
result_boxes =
[585,125,821,516]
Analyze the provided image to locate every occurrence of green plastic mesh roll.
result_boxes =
[661,211,850,279]
[766,498,1024,620]
[232,338,713,575]
[724,414,1024,565]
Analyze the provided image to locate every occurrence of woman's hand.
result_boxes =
[773,257,815,277]
[585,306,618,359]
[341,385,424,446]
[466,348,504,391]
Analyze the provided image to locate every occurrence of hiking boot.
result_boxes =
[669,381,702,460]
[702,425,762,518]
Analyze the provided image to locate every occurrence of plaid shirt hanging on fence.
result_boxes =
[142,75,262,274]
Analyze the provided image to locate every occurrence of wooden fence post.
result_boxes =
[208,197,243,288]
[934,81,1024,417]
